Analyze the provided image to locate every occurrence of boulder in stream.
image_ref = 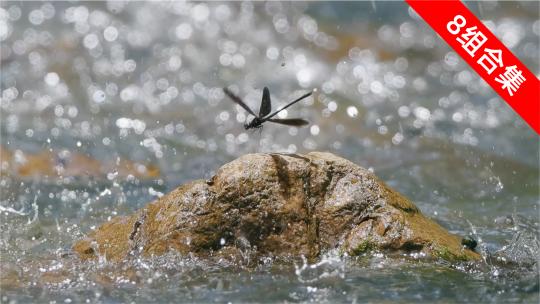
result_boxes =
[73,152,480,262]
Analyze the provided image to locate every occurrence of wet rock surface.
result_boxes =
[74,152,479,262]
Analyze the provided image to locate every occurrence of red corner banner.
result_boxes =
[406,0,540,134]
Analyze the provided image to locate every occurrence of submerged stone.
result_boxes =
[0,145,160,180]
[73,152,480,262]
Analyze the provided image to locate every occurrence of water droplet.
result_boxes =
[310,125,320,136]
[44,72,59,86]
[175,23,192,40]
[103,26,118,42]
[83,33,99,49]
[347,106,358,118]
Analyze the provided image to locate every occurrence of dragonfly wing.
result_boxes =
[259,87,272,118]
[263,91,312,121]
[267,118,309,126]
[223,88,256,116]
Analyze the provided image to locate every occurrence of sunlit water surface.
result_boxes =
[1,1,539,303]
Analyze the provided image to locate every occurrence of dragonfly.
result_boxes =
[223,86,312,130]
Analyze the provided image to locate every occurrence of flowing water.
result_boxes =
[1,1,539,303]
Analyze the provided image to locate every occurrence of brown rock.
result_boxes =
[0,145,160,180]
[73,152,480,262]
[0,263,23,290]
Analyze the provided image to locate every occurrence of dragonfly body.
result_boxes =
[223,86,312,130]
[244,117,264,130]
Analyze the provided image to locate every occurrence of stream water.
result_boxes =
[1,1,539,303]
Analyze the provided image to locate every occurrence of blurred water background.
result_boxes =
[0,1,539,303]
